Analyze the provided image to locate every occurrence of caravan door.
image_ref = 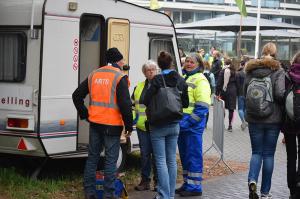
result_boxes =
[78,15,105,146]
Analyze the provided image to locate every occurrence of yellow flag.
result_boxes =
[150,0,160,10]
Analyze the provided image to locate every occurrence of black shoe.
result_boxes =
[179,190,202,197]
[227,125,233,132]
[175,185,185,194]
[248,181,259,199]
[135,180,150,191]
[85,194,98,199]
[289,194,296,199]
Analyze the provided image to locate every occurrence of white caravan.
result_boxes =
[0,0,180,171]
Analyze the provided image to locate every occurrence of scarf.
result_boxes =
[223,65,231,91]
[289,63,300,84]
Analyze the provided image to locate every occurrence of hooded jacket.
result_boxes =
[244,56,285,124]
[282,63,300,134]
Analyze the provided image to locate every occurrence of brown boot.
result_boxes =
[135,180,150,191]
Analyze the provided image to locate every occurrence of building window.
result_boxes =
[284,0,300,4]
[252,0,280,8]
[293,17,300,25]
[173,11,181,24]
[284,18,292,24]
[0,32,27,82]
[182,11,194,23]
[195,12,211,21]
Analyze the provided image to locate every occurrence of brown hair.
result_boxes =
[291,51,300,65]
[157,51,173,70]
[261,42,277,58]
[203,61,211,70]
[225,58,237,73]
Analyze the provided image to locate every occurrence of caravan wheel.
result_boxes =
[98,144,127,172]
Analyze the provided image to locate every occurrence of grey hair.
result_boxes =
[142,60,158,73]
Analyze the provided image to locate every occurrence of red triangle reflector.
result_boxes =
[17,138,27,151]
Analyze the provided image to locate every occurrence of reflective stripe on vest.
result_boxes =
[183,73,211,114]
[88,66,124,126]
[133,81,147,131]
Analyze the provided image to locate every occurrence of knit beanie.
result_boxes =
[106,48,123,63]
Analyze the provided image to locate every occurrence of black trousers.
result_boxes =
[284,133,300,195]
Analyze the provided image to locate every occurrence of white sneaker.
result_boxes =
[261,193,272,199]
[241,121,248,131]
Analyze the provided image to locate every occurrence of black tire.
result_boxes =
[98,144,127,172]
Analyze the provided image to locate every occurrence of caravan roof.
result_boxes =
[0,0,173,27]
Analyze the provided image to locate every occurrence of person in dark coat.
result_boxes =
[244,42,285,199]
[143,51,189,199]
[216,58,237,132]
[210,50,223,85]
[282,51,300,199]
[72,48,133,199]
[236,56,250,131]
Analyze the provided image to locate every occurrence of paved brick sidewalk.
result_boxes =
[129,107,289,198]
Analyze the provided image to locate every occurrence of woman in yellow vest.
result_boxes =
[176,53,211,197]
[132,60,158,191]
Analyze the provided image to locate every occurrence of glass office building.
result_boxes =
[126,0,300,60]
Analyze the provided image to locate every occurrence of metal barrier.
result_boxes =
[203,96,234,173]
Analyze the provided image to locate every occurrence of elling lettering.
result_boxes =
[1,96,31,107]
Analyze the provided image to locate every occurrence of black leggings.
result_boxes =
[229,109,234,126]
[284,133,300,195]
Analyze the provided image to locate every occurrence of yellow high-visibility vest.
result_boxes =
[183,73,211,115]
[133,81,147,131]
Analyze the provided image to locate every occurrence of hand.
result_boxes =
[124,130,132,137]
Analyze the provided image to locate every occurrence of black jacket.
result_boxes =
[211,58,222,83]
[236,68,246,96]
[216,69,238,110]
[143,71,189,125]
[72,70,133,136]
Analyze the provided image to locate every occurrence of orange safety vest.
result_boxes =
[88,65,124,126]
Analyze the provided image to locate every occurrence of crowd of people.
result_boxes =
[72,44,300,199]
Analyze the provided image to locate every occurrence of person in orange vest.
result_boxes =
[72,48,133,199]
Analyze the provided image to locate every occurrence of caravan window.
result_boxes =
[149,34,177,69]
[0,32,27,82]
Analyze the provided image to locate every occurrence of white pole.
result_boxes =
[254,0,261,59]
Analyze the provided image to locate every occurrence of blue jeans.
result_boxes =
[248,123,280,195]
[84,125,120,198]
[238,96,245,122]
[137,128,156,181]
[150,123,180,199]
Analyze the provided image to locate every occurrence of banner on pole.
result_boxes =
[235,0,247,17]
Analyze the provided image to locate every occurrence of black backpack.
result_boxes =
[285,74,300,123]
[147,75,183,125]
[246,74,274,118]
[203,72,213,91]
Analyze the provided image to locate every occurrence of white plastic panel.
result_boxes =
[40,15,79,154]
[41,136,77,154]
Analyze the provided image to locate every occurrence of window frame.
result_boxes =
[148,33,178,70]
[0,31,27,82]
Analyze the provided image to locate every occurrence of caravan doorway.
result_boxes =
[78,15,105,146]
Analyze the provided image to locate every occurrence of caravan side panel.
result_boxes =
[40,15,79,155]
